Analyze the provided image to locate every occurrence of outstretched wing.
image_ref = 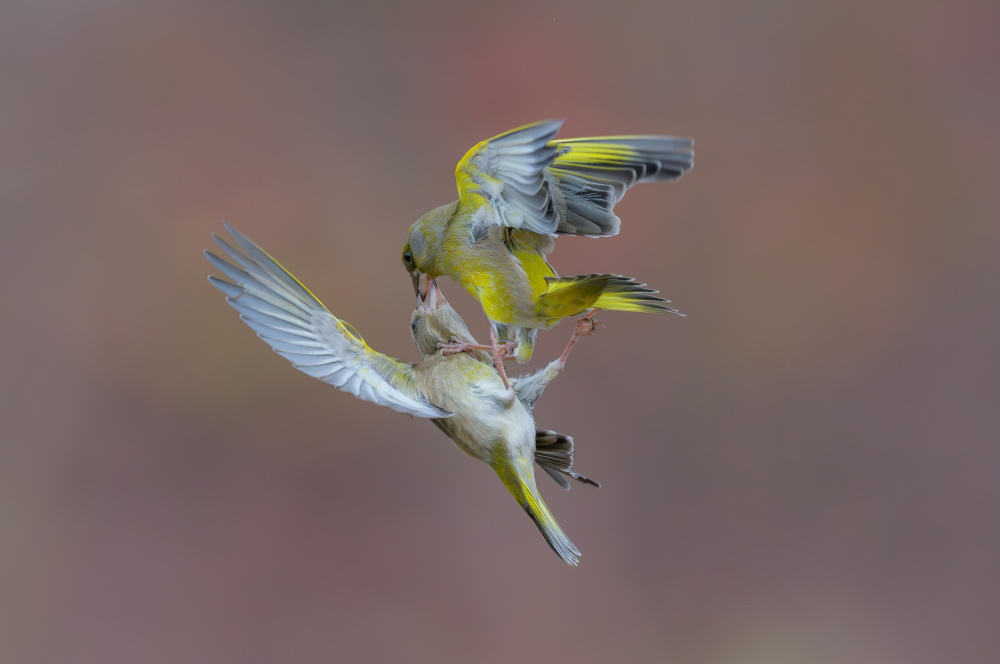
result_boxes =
[205,223,451,419]
[454,119,694,239]
[455,119,565,236]
[549,134,694,237]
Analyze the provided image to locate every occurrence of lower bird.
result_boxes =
[206,223,598,565]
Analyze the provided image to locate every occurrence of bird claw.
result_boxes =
[491,340,517,391]
[437,338,482,359]
[556,314,602,368]
[576,316,604,337]
[497,340,517,355]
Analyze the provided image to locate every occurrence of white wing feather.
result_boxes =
[206,223,450,419]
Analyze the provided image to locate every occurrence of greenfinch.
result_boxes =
[206,223,597,565]
[401,119,694,376]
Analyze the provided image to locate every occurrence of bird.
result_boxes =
[400,119,694,385]
[205,223,598,565]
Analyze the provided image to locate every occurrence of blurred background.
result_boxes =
[2,0,998,662]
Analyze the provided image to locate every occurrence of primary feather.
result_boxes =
[207,223,450,419]
[455,119,694,239]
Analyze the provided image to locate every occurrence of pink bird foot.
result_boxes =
[557,314,603,365]
[437,337,490,359]
[488,328,518,390]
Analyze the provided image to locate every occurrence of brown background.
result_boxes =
[3,1,998,662]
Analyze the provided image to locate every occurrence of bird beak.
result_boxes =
[410,270,421,296]
[416,273,446,313]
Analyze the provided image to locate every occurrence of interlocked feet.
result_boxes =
[437,337,484,359]
[486,327,518,390]
[489,340,517,390]
[437,314,602,391]
[492,340,517,363]
[436,335,519,390]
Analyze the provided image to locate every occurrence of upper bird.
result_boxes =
[206,223,598,565]
[401,119,694,376]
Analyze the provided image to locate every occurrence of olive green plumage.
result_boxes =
[206,223,596,564]
[402,119,693,361]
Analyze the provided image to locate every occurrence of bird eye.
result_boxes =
[402,250,413,267]
[411,318,419,330]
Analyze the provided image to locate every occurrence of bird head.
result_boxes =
[401,202,457,292]
[411,273,476,359]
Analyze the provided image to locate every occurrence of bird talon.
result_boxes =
[577,316,603,336]
[437,339,481,358]
[492,350,512,389]
[485,329,518,390]
[454,336,478,358]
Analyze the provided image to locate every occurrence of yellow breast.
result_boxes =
[441,221,556,327]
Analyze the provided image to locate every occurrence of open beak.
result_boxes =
[416,273,446,313]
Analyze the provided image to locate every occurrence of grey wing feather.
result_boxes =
[549,135,695,237]
[458,119,565,236]
[459,122,694,240]
[206,223,451,419]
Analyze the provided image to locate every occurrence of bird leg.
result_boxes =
[557,314,603,367]
[437,337,490,359]
[436,330,517,390]
[489,327,517,390]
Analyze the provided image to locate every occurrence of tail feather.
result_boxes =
[593,275,682,314]
[540,274,682,318]
[522,494,580,566]
[496,456,580,565]
[535,430,601,490]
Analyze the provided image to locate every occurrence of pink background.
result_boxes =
[3,1,998,662]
